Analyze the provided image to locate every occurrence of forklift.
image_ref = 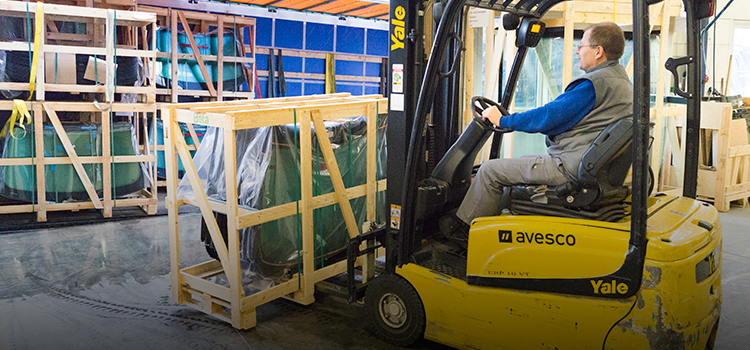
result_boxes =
[346,0,722,349]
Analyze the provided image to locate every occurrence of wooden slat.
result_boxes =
[311,110,360,239]
[0,204,37,214]
[562,2,574,86]
[240,278,300,311]
[713,103,732,212]
[34,103,47,222]
[169,93,350,109]
[0,82,153,95]
[155,52,254,64]
[236,179,386,229]
[181,272,231,302]
[217,16,224,101]
[138,5,255,26]
[164,106,183,304]
[155,89,256,99]
[190,95,383,113]
[254,47,383,63]
[185,123,202,148]
[176,10,217,97]
[296,110,315,305]
[35,5,45,101]
[182,260,223,278]
[171,10,179,103]
[230,99,387,130]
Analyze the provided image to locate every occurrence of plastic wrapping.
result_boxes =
[178,114,387,283]
[0,121,152,203]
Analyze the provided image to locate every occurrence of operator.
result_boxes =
[442,22,633,240]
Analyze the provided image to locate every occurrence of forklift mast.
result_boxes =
[385,0,714,277]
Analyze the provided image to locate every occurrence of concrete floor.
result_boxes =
[0,205,749,349]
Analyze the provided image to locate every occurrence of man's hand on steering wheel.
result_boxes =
[470,96,512,133]
[482,106,503,127]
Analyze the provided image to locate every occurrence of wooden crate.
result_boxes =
[138,5,257,101]
[659,102,750,211]
[0,101,157,221]
[0,0,157,103]
[163,93,386,329]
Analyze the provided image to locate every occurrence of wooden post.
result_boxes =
[217,16,224,101]
[34,103,47,222]
[101,106,113,217]
[650,0,675,188]
[362,103,378,283]
[171,10,179,103]
[35,5,45,101]
[163,106,182,304]
[222,120,245,328]
[713,103,731,211]
[562,2,574,87]
[462,14,475,129]
[106,9,115,102]
[293,109,315,305]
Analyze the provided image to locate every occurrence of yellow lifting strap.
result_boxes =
[28,2,43,99]
[0,100,32,139]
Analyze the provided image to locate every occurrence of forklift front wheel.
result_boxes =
[365,274,425,346]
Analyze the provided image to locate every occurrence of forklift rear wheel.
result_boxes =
[365,274,425,346]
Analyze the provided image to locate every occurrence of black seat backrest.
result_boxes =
[578,117,634,189]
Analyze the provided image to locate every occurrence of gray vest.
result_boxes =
[546,60,633,177]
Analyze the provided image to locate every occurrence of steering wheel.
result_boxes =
[470,96,511,133]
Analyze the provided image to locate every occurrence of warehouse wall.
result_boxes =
[250,17,388,98]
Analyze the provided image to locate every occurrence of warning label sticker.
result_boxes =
[390,204,401,229]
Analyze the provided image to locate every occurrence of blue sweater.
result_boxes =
[497,80,595,136]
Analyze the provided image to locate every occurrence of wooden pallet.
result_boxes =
[163,93,386,329]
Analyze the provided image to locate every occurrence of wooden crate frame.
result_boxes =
[660,102,750,211]
[164,93,387,329]
[0,0,157,103]
[0,101,158,221]
[139,5,257,101]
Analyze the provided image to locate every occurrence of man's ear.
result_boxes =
[595,46,605,60]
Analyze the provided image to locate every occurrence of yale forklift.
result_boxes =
[346,0,722,349]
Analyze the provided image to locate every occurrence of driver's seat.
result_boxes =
[507,118,638,222]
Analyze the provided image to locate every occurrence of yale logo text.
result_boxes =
[514,232,576,246]
[391,6,406,51]
[591,280,628,294]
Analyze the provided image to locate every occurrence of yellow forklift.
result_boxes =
[346,0,722,349]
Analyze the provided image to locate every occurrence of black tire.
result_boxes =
[364,274,425,347]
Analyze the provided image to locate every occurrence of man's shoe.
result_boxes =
[439,213,469,242]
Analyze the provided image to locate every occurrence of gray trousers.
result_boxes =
[456,154,570,224]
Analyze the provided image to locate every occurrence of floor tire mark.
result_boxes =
[27,273,234,334]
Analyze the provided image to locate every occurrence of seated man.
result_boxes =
[443,22,633,240]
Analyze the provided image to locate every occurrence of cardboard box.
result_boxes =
[83,56,116,84]
[44,53,76,84]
